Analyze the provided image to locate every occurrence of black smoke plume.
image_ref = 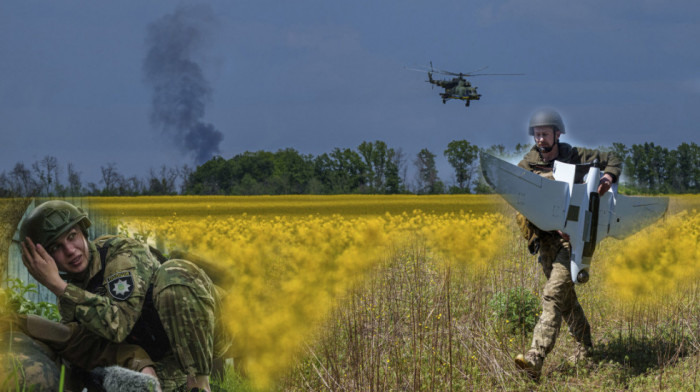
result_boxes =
[143,5,223,165]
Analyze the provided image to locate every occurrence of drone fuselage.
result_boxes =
[479,153,669,284]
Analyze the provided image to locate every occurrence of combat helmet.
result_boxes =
[528,108,566,135]
[19,200,91,249]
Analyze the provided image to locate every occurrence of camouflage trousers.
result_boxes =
[1,330,161,391]
[152,258,231,391]
[530,242,592,359]
[0,330,61,391]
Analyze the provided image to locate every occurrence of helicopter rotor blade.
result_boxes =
[466,66,490,74]
[432,69,462,76]
[406,63,524,78]
[405,65,436,74]
[467,73,525,76]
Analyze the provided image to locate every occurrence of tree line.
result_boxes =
[611,142,699,194]
[1,141,697,197]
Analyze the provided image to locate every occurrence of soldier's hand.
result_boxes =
[557,230,570,242]
[141,367,162,392]
[21,237,68,296]
[598,174,613,195]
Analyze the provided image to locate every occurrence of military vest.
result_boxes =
[85,238,171,361]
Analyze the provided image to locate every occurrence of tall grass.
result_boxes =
[277,222,534,391]
[278,199,699,391]
[121,209,506,390]
[97,194,700,390]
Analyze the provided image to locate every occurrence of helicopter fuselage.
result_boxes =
[429,73,481,105]
[414,64,520,108]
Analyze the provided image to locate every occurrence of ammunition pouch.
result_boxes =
[517,213,542,255]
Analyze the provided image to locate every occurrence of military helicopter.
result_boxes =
[410,63,522,107]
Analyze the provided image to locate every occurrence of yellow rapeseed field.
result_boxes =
[87,194,500,218]
[81,194,700,389]
[88,194,507,389]
[604,207,700,305]
[4,194,693,389]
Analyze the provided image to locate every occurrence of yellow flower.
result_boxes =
[93,194,507,389]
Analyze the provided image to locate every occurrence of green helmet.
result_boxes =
[19,200,91,249]
[528,108,566,135]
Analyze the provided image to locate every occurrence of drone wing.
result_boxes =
[480,152,569,231]
[604,193,669,239]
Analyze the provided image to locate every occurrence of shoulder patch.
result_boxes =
[107,271,135,301]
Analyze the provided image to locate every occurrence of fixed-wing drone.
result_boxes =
[480,153,669,284]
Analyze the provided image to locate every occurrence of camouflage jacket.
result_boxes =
[517,142,622,182]
[516,143,622,252]
[58,236,161,343]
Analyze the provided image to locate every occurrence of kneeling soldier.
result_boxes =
[20,200,229,392]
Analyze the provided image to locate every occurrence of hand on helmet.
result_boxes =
[21,237,68,296]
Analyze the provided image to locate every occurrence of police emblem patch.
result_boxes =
[107,271,135,300]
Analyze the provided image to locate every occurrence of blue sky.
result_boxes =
[1,0,698,186]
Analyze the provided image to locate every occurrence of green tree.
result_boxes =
[186,156,231,194]
[672,142,699,193]
[444,140,479,193]
[358,140,404,194]
[358,140,387,193]
[384,148,403,194]
[414,148,444,194]
[271,148,315,194]
[230,151,275,184]
[314,148,367,194]
[628,143,670,193]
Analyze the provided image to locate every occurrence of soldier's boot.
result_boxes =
[514,350,543,381]
[567,342,593,365]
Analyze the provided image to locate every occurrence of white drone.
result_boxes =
[480,153,669,284]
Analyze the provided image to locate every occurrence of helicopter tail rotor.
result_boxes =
[429,61,435,88]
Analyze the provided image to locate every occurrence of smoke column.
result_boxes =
[143,5,223,165]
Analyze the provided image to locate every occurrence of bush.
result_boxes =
[0,278,60,322]
[488,286,540,335]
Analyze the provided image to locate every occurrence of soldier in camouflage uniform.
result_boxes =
[19,200,229,392]
[513,108,622,380]
[0,329,61,391]
[2,314,159,391]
